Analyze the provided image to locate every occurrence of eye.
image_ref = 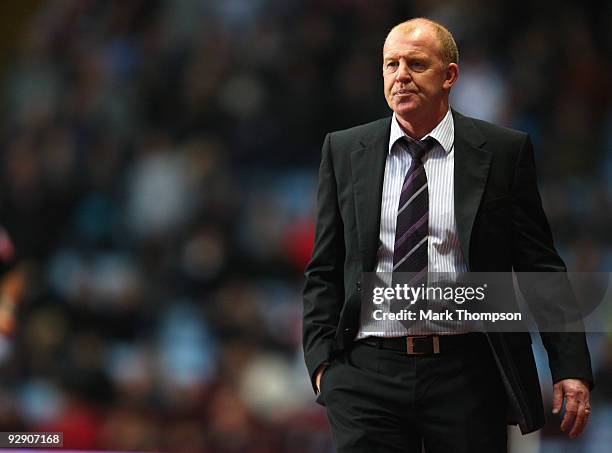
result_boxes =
[410,61,426,71]
[384,61,398,70]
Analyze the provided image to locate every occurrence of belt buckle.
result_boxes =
[406,336,426,355]
[406,336,441,355]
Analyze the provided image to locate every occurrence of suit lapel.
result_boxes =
[351,118,391,271]
[452,110,491,269]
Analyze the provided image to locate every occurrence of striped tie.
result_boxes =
[392,137,435,282]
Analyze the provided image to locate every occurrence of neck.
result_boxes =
[395,103,449,139]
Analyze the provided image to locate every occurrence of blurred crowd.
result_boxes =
[0,0,610,452]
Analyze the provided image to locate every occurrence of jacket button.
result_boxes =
[344,328,352,332]
[356,282,361,292]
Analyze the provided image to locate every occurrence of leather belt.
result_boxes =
[357,333,486,355]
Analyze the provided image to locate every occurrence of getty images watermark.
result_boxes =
[370,281,519,323]
[359,272,612,334]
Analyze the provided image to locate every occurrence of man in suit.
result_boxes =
[302,17,593,452]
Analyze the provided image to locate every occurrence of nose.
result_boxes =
[395,60,411,82]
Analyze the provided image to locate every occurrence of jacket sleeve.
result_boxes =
[511,134,594,389]
[302,133,345,392]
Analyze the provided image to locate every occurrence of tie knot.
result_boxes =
[405,137,435,162]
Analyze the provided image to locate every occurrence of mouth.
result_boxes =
[393,89,416,96]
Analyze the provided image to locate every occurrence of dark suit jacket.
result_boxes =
[302,109,594,434]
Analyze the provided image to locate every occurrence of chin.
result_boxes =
[393,102,421,118]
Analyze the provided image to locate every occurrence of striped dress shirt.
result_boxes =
[356,109,476,339]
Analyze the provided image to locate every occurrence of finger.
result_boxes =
[560,397,578,432]
[315,364,328,393]
[569,404,588,438]
[552,383,563,414]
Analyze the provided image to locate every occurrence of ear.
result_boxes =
[443,63,459,90]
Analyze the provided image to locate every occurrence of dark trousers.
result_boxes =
[317,334,508,453]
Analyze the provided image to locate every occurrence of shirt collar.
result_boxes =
[388,108,454,155]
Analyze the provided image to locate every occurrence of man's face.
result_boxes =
[383,25,454,121]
